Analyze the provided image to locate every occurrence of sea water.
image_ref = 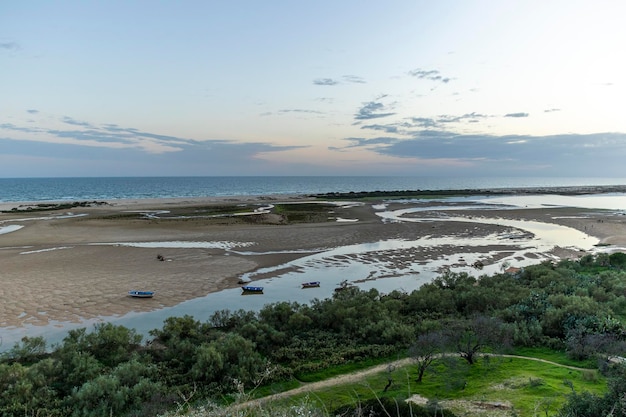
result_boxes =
[1,176,626,203]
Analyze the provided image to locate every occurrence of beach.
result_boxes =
[1,193,626,331]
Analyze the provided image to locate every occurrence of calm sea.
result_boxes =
[1,176,626,203]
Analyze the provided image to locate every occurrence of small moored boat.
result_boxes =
[128,290,154,298]
[301,281,320,288]
[241,286,264,294]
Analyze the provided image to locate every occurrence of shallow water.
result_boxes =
[0,225,23,235]
[0,193,616,350]
[474,193,626,211]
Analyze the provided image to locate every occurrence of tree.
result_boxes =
[3,336,47,364]
[558,364,626,416]
[71,357,164,417]
[409,330,446,382]
[609,252,626,268]
[446,315,509,365]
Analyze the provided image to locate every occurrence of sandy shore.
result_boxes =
[1,194,625,330]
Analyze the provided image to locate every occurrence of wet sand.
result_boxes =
[1,194,625,329]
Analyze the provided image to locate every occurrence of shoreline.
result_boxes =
[3,183,626,212]
[1,191,626,334]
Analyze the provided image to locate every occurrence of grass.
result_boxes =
[237,379,302,401]
[272,203,336,223]
[511,346,598,369]
[274,355,607,416]
[295,352,406,383]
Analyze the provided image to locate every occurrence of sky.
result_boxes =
[2,1,626,178]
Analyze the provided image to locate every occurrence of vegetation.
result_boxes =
[309,185,626,200]
[1,201,109,213]
[3,254,626,415]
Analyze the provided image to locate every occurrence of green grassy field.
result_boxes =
[272,355,607,416]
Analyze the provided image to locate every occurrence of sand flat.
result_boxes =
[1,195,625,329]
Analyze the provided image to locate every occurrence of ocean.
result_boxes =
[2,176,626,203]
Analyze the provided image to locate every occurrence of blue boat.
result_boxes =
[301,281,320,288]
[241,286,264,294]
[128,290,154,298]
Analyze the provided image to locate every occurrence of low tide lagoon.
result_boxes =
[1,191,624,351]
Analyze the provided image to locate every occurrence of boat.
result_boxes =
[301,281,320,288]
[128,290,154,298]
[241,286,264,294]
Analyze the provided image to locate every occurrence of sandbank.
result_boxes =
[1,193,625,331]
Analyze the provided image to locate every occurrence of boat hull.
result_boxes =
[128,290,154,298]
[241,286,264,294]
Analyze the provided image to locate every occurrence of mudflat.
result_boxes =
[1,194,625,329]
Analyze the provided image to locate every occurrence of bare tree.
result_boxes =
[409,330,446,382]
[446,315,509,365]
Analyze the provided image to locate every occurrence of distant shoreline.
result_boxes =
[3,184,626,212]
[2,176,625,206]
[311,184,626,199]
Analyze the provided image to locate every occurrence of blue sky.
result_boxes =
[2,1,626,177]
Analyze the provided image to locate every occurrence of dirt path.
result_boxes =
[231,354,591,411]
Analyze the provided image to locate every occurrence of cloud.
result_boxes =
[0,133,305,176]
[360,124,399,134]
[504,112,529,118]
[26,109,39,114]
[0,41,19,51]
[0,112,309,176]
[356,111,490,134]
[261,109,325,117]
[0,117,302,159]
[342,75,366,84]
[335,131,626,175]
[544,108,561,113]
[62,116,93,127]
[314,75,366,86]
[354,101,395,120]
[277,109,324,115]
[403,112,489,129]
[409,68,451,83]
[438,112,489,124]
[410,117,438,128]
[313,78,339,86]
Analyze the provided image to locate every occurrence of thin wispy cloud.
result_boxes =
[0,117,302,158]
[354,101,395,121]
[342,75,366,84]
[314,75,365,86]
[62,116,93,127]
[437,112,488,124]
[261,109,324,117]
[360,124,399,134]
[277,109,324,115]
[410,117,438,128]
[313,78,339,86]
[504,112,529,118]
[390,112,490,130]
[0,41,19,51]
[409,68,451,83]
